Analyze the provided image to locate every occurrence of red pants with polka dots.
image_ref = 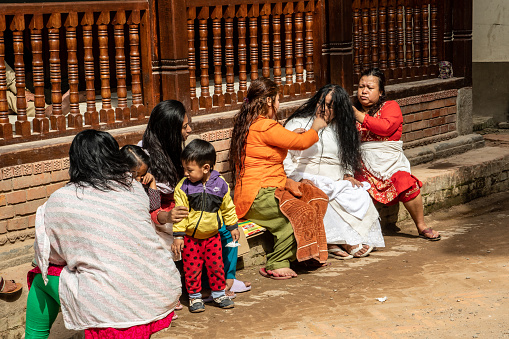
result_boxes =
[183,233,226,294]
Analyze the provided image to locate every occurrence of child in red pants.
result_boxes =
[172,139,239,313]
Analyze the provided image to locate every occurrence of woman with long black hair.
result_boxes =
[284,85,385,259]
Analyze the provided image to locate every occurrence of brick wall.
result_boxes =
[0,158,69,263]
[398,89,458,148]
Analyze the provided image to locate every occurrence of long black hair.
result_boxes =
[68,129,131,191]
[229,77,279,187]
[121,145,150,171]
[285,84,363,176]
[354,67,387,116]
[142,100,187,188]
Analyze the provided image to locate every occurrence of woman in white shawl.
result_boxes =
[25,130,181,338]
[284,85,385,259]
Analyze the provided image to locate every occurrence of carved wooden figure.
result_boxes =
[65,12,83,128]
[97,11,114,124]
[30,14,49,134]
[128,10,145,120]
[212,6,224,107]
[0,14,12,140]
[113,10,129,122]
[82,12,98,126]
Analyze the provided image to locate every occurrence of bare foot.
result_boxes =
[270,267,297,278]
[328,244,352,259]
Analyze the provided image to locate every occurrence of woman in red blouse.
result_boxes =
[353,68,440,241]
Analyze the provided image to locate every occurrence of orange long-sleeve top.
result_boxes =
[234,116,319,218]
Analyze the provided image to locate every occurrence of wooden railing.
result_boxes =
[185,1,319,115]
[0,0,472,146]
[0,1,152,146]
[352,0,441,84]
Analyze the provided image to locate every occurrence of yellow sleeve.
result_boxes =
[172,179,189,235]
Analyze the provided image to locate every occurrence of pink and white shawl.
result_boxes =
[36,181,181,330]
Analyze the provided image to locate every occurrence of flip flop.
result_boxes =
[259,268,294,280]
[419,228,441,241]
[0,279,22,295]
[230,279,251,293]
[348,244,373,258]
[328,247,354,260]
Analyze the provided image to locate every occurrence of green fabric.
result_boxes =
[244,187,297,270]
[25,274,61,339]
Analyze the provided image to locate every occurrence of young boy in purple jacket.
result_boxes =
[171,139,239,313]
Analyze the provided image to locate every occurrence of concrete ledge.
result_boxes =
[405,134,485,166]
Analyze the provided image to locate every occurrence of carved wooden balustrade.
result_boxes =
[185,0,320,115]
[352,0,441,85]
[0,1,152,146]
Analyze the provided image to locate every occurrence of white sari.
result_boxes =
[284,117,385,247]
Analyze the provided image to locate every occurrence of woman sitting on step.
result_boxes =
[352,67,441,241]
[284,84,385,259]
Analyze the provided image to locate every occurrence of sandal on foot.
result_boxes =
[230,279,251,293]
[328,247,353,260]
[175,300,183,310]
[348,244,373,258]
[419,228,441,241]
[259,268,294,280]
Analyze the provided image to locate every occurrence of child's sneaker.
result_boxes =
[213,295,234,309]
[189,298,205,313]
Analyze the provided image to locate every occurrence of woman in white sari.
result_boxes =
[284,85,384,259]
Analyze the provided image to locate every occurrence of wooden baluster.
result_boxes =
[187,8,198,111]
[370,0,379,69]
[353,0,361,79]
[113,11,129,122]
[198,7,212,110]
[413,1,421,77]
[361,0,370,70]
[421,2,430,76]
[65,12,82,129]
[304,0,315,91]
[379,1,387,70]
[237,5,248,101]
[248,5,259,82]
[11,15,31,137]
[127,10,145,120]
[405,0,413,79]
[97,11,114,124]
[387,0,397,76]
[224,5,235,105]
[0,15,12,140]
[47,13,66,131]
[272,3,283,86]
[260,4,271,79]
[212,6,224,107]
[294,2,305,94]
[430,0,438,75]
[82,12,98,126]
[30,14,49,134]
[396,0,405,79]
[283,2,294,95]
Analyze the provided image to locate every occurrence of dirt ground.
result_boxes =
[151,190,509,339]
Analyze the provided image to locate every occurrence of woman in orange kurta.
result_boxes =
[229,78,327,279]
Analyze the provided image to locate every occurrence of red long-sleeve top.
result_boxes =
[357,100,403,142]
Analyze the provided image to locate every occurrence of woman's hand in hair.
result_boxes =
[310,115,327,132]
[352,105,366,124]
